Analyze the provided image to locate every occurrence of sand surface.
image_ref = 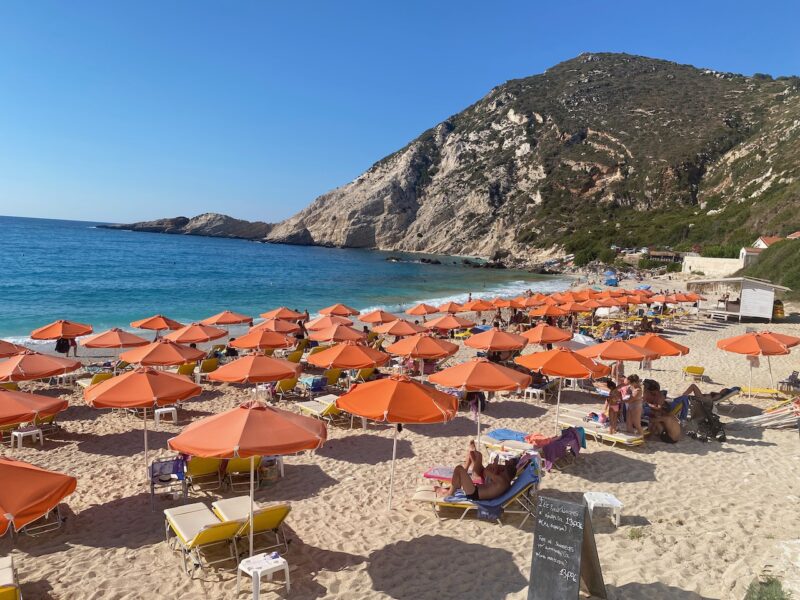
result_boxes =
[2,279,799,600]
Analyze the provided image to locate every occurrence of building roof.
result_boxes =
[757,236,783,247]
[686,276,790,292]
[787,231,800,240]
[742,247,763,254]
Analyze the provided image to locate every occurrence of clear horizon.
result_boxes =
[1,0,798,224]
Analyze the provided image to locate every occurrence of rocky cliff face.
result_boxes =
[267,53,800,263]
[101,213,272,240]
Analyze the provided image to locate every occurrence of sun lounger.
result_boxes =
[558,407,644,448]
[296,394,346,424]
[0,556,20,600]
[354,367,374,382]
[164,503,242,576]
[76,372,113,389]
[274,377,299,400]
[740,387,784,399]
[286,350,303,363]
[0,383,19,391]
[212,496,291,555]
[682,366,706,382]
[778,371,799,393]
[412,462,540,526]
[186,457,222,492]
[225,457,261,492]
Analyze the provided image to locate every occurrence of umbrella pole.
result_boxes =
[249,455,255,557]
[554,379,563,435]
[388,425,398,510]
[143,411,149,484]
[749,363,753,399]
[477,402,482,446]
[768,355,774,390]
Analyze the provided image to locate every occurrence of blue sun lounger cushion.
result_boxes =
[444,463,540,521]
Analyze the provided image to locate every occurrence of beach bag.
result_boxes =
[55,338,69,354]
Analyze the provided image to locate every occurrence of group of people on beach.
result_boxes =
[602,375,682,444]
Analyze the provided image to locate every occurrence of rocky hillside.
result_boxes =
[101,213,272,240]
[267,53,800,264]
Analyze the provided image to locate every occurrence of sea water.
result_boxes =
[0,215,569,341]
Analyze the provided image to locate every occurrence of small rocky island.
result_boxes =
[99,212,273,240]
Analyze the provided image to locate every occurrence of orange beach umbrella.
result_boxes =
[319,303,360,317]
[80,328,149,349]
[0,351,81,383]
[359,310,400,325]
[259,307,304,321]
[85,367,202,480]
[207,355,299,384]
[491,298,513,308]
[462,299,493,312]
[464,328,527,351]
[307,342,390,370]
[429,358,530,443]
[424,314,475,331]
[306,315,353,331]
[0,458,77,536]
[437,301,463,313]
[308,324,366,343]
[521,323,572,345]
[168,401,326,555]
[529,305,568,318]
[0,388,68,427]
[164,323,227,344]
[405,303,439,316]
[578,340,659,362]
[385,334,458,360]
[516,347,610,433]
[336,375,458,508]
[119,338,205,367]
[0,340,28,358]
[373,319,426,337]
[30,320,92,340]
[201,310,253,327]
[251,319,301,334]
[130,314,184,332]
[629,333,689,357]
[229,330,294,351]
[717,332,792,393]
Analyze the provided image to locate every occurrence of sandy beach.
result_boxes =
[2,280,799,600]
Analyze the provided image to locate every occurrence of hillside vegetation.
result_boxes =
[738,240,800,298]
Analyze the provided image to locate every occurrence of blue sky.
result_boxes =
[0,0,798,224]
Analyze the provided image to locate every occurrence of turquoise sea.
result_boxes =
[0,215,569,341]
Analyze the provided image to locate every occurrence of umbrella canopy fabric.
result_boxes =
[0,389,68,426]
[84,367,202,409]
[529,305,568,318]
[385,334,458,360]
[80,328,149,349]
[491,298,512,308]
[578,340,659,361]
[230,330,294,351]
[424,314,475,331]
[201,310,253,327]
[208,355,299,384]
[464,328,527,351]
[0,459,77,535]
[629,334,690,357]
[319,303,360,317]
[437,301,463,313]
[259,307,304,321]
[359,310,400,324]
[515,348,610,378]
[405,303,439,316]
[373,319,426,337]
[30,320,93,340]
[336,375,458,423]
[164,323,227,344]
[308,324,366,343]
[521,323,572,345]
[429,358,531,392]
[306,315,353,331]
[251,319,302,334]
[307,342,390,370]
[0,351,81,382]
[462,299,493,312]
[558,302,590,313]
[168,401,327,459]
[760,332,800,349]
[130,315,184,331]
[716,333,790,356]
[119,339,205,367]
[0,340,28,358]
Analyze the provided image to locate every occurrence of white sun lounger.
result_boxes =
[558,407,644,447]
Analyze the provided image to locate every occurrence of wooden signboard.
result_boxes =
[529,496,606,599]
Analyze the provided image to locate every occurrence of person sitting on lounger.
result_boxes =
[442,441,517,501]
[649,412,682,444]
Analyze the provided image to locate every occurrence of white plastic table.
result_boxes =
[583,491,624,527]
[11,428,43,449]
[236,553,290,598]
[154,407,177,427]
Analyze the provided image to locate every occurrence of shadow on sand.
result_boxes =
[605,581,715,599]
[368,535,527,600]
[316,433,414,464]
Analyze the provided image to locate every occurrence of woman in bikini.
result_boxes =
[624,374,645,438]
[441,441,516,501]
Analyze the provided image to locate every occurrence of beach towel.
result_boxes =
[540,427,582,471]
[486,428,528,442]
[670,396,691,421]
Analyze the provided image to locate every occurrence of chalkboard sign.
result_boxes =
[528,496,606,600]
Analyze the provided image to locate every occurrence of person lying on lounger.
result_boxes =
[677,383,735,404]
[439,441,517,501]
